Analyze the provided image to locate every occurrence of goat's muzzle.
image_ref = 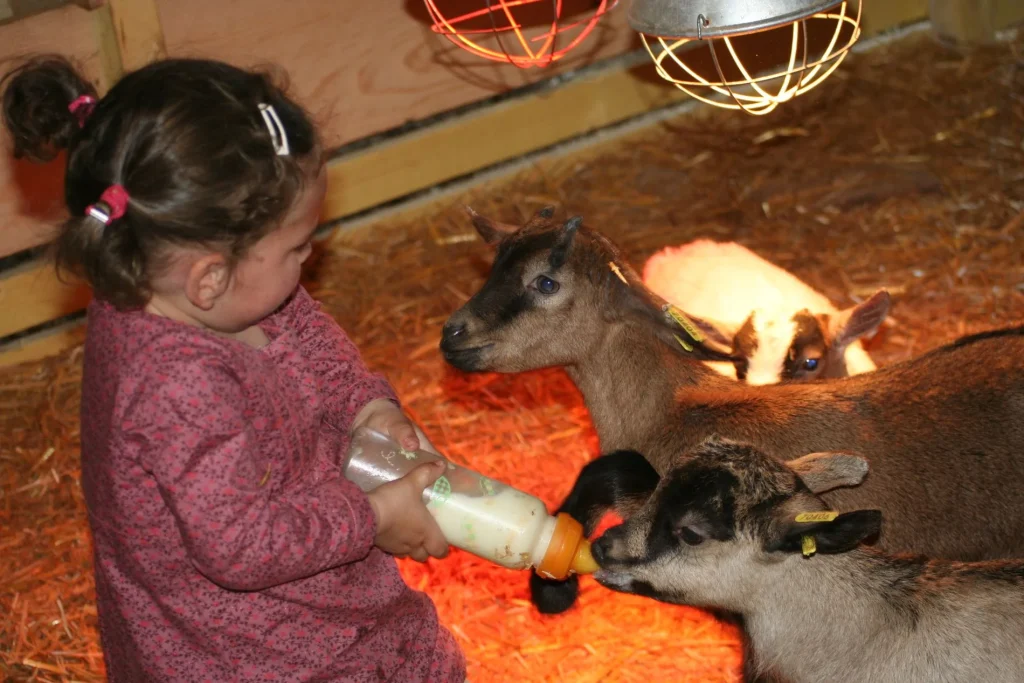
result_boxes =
[440,320,491,372]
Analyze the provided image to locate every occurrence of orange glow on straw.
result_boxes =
[423,0,619,68]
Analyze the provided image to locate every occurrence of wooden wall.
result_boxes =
[0,0,641,260]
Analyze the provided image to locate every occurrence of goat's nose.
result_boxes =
[442,321,467,342]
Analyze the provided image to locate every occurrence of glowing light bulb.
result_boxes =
[423,0,619,68]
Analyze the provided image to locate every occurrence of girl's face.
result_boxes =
[214,164,327,332]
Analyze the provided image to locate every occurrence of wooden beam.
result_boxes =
[0,260,91,339]
[104,0,165,72]
[0,318,85,368]
[322,56,687,223]
[92,1,123,90]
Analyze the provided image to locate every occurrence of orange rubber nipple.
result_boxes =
[535,512,599,580]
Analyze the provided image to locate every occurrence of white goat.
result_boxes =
[643,239,889,384]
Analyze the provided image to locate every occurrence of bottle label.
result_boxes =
[428,476,452,508]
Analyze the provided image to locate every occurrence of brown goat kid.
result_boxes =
[440,207,1024,615]
[593,438,1024,683]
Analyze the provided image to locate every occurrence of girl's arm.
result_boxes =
[123,355,377,592]
[268,286,398,435]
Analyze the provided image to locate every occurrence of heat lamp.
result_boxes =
[628,0,863,115]
[423,0,619,68]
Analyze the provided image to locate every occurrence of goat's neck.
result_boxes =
[565,320,721,453]
[743,552,911,683]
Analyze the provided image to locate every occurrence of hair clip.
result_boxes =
[68,95,97,128]
[85,185,130,225]
[258,103,290,156]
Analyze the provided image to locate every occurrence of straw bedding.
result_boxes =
[2,29,1022,682]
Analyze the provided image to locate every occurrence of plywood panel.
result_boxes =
[993,0,1024,33]
[106,0,165,70]
[0,4,103,258]
[0,259,91,338]
[156,0,642,150]
[861,0,928,35]
[0,317,86,368]
[322,57,691,222]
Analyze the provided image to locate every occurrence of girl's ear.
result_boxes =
[185,253,231,310]
[602,259,738,363]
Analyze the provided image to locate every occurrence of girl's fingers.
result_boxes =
[390,420,420,451]
[425,532,450,559]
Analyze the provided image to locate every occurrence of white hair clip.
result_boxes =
[258,103,290,156]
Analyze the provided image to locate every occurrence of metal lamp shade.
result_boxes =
[631,0,862,115]
[627,0,845,38]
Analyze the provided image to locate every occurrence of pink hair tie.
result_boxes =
[85,185,130,225]
[68,95,97,128]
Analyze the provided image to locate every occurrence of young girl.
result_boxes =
[3,56,466,682]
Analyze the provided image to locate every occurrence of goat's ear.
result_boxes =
[768,509,882,555]
[465,206,518,246]
[829,289,891,351]
[655,304,738,362]
[533,205,556,221]
[598,255,736,362]
[549,216,581,270]
[684,314,737,350]
[788,451,869,494]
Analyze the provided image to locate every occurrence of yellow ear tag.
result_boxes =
[801,535,817,557]
[795,511,839,523]
[665,305,705,343]
[672,334,694,353]
[609,262,629,285]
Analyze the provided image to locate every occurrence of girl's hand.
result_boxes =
[367,460,450,562]
[354,399,423,451]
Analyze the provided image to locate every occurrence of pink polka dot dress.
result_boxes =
[79,286,465,682]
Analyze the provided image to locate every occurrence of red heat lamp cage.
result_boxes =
[423,0,620,68]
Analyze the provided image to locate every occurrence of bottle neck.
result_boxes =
[529,515,559,574]
[535,512,589,580]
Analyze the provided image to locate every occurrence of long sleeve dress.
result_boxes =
[79,286,465,682]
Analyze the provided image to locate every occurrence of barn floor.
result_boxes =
[3,26,1023,683]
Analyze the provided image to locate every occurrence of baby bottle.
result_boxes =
[343,426,598,580]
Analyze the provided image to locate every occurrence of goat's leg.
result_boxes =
[530,450,659,614]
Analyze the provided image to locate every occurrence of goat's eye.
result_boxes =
[533,275,560,295]
[675,526,705,546]
[803,358,820,371]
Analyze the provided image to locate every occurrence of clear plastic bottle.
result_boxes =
[343,426,597,580]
